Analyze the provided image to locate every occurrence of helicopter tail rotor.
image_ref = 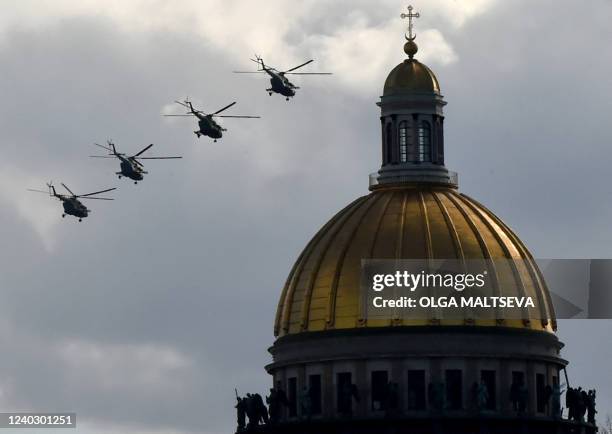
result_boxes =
[108,140,118,155]
[27,183,55,197]
[249,54,265,70]
[184,99,196,113]
[47,182,57,197]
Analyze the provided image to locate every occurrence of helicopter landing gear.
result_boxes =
[214,139,217,143]
[134,181,138,185]
[78,218,82,222]
[62,214,65,218]
[195,131,201,138]
[286,97,290,101]
[118,175,122,179]
[269,93,272,96]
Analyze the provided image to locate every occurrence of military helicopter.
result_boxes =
[164,100,260,141]
[90,141,181,184]
[233,55,332,100]
[27,182,116,222]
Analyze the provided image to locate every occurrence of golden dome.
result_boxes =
[274,186,556,337]
[384,59,440,95]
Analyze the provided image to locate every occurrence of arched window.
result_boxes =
[385,123,393,164]
[418,121,431,162]
[398,121,408,163]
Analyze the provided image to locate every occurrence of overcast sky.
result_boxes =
[0,1,611,433]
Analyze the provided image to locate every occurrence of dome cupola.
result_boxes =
[375,6,453,187]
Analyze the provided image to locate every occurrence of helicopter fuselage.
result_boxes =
[196,115,224,139]
[266,70,297,97]
[61,197,88,218]
[117,157,146,181]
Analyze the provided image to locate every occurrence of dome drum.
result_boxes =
[266,327,567,428]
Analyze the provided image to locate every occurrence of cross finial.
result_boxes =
[400,5,420,41]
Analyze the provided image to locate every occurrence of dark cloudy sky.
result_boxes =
[0,1,611,433]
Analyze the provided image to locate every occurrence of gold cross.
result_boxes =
[400,5,420,41]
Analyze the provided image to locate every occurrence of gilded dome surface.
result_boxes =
[384,59,440,95]
[274,187,556,337]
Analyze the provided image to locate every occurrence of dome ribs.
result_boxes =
[296,196,369,334]
[399,188,428,259]
[367,192,398,259]
[430,190,472,326]
[390,190,409,325]
[431,190,465,261]
[395,190,409,260]
[418,190,442,326]
[357,191,398,327]
[462,194,556,331]
[324,193,387,330]
[443,191,504,326]
[455,193,535,329]
[276,196,367,336]
[417,190,433,261]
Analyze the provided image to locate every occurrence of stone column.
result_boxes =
[297,364,306,418]
[391,115,398,164]
[527,362,536,416]
[431,114,439,163]
[500,359,511,414]
[411,113,419,163]
[380,117,387,164]
[355,360,368,416]
[391,359,403,412]
[466,358,479,411]
[439,117,445,164]
[322,362,334,418]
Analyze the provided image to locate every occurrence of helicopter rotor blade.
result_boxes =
[93,142,113,152]
[77,187,117,198]
[78,196,114,201]
[285,59,314,73]
[163,114,196,117]
[213,101,237,115]
[89,155,116,158]
[232,71,266,74]
[137,156,183,159]
[61,183,76,196]
[284,72,333,75]
[27,188,51,194]
[134,143,154,157]
[215,115,261,118]
[174,100,191,109]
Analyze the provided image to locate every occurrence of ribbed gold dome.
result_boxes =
[384,59,440,95]
[274,187,556,337]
